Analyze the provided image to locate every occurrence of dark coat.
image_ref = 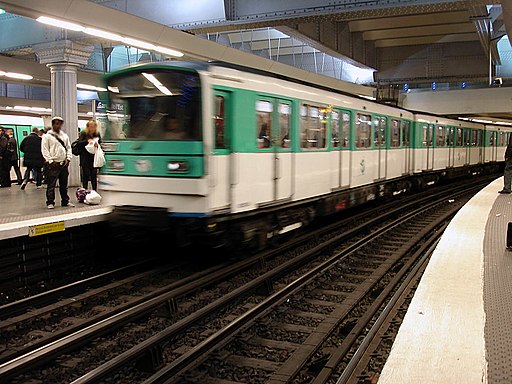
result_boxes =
[0,133,9,159]
[20,133,44,168]
[77,131,102,168]
[8,136,18,161]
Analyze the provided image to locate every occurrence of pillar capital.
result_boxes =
[34,40,94,66]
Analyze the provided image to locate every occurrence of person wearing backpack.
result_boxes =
[75,120,102,191]
[20,127,45,190]
[41,116,74,209]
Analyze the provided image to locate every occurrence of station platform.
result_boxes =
[378,176,511,384]
[0,184,112,240]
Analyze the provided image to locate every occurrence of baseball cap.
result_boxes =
[51,116,64,122]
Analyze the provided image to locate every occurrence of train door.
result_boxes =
[447,126,455,167]
[273,100,293,200]
[374,115,387,179]
[423,124,434,170]
[491,131,498,161]
[478,129,483,163]
[211,90,232,210]
[464,129,471,165]
[401,120,412,174]
[332,109,351,187]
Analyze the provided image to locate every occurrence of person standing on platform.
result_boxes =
[0,126,11,187]
[7,131,23,185]
[41,116,74,209]
[20,127,44,190]
[499,134,512,194]
[76,120,102,191]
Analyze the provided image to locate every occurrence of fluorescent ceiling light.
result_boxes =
[0,71,33,80]
[37,16,85,32]
[358,95,376,100]
[84,27,123,42]
[123,37,155,51]
[13,106,27,110]
[495,121,512,126]
[154,46,184,58]
[142,72,172,96]
[108,86,119,93]
[471,119,493,124]
[77,83,107,92]
[5,72,33,80]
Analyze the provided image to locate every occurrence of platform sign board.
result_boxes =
[28,221,65,237]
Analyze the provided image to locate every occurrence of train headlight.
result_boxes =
[107,159,125,172]
[167,161,188,172]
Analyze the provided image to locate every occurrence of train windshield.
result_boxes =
[104,70,202,141]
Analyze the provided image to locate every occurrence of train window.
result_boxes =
[456,128,463,146]
[390,119,400,148]
[498,131,504,146]
[401,120,410,147]
[374,116,386,148]
[105,70,202,141]
[464,129,471,146]
[355,113,371,148]
[471,129,483,146]
[256,100,273,148]
[436,125,445,147]
[446,127,454,146]
[331,111,350,149]
[422,124,433,147]
[214,96,226,149]
[300,104,327,149]
[489,131,495,146]
[341,112,350,148]
[332,111,340,148]
[279,103,291,148]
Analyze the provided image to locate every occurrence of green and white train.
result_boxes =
[98,61,510,247]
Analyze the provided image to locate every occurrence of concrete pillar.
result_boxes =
[34,40,94,186]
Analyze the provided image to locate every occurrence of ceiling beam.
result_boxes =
[363,22,475,40]
[374,32,478,47]
[349,10,471,32]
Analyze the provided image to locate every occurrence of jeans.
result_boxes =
[504,158,512,192]
[45,163,70,206]
[22,166,42,186]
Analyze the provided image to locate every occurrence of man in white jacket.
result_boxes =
[41,116,75,209]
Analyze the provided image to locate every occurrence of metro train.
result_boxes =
[97,61,510,248]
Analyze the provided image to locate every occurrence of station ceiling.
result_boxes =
[0,0,510,121]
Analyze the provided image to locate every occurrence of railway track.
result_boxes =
[0,175,496,384]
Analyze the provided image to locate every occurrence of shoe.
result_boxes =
[36,186,42,190]
[47,204,55,209]
[20,183,26,190]
[499,190,511,194]
[62,202,75,207]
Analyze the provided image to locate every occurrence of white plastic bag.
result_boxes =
[93,146,105,168]
[85,141,96,154]
[84,190,102,205]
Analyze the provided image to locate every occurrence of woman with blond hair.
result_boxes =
[76,120,102,191]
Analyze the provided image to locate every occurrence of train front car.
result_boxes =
[99,63,208,243]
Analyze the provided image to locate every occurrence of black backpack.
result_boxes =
[71,139,81,156]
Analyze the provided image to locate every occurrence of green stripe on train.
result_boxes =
[106,141,203,155]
